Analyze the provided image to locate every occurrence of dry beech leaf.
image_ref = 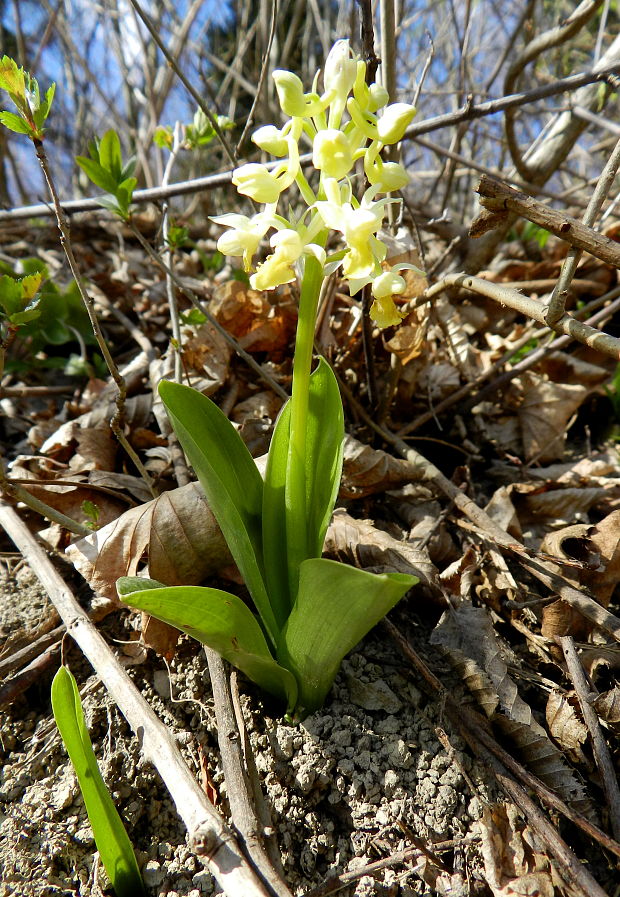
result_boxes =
[439,546,478,601]
[592,688,620,733]
[484,487,522,541]
[181,322,231,386]
[210,280,296,358]
[518,372,588,463]
[384,306,427,365]
[479,803,559,897]
[340,434,425,499]
[540,511,620,607]
[66,482,232,600]
[545,691,589,765]
[431,606,589,810]
[324,508,435,587]
[541,599,592,647]
[527,450,620,484]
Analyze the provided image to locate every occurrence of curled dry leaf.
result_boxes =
[431,606,589,810]
[340,434,426,499]
[540,510,620,607]
[479,803,559,897]
[545,691,589,766]
[592,688,620,733]
[324,508,436,587]
[541,599,592,648]
[66,482,232,600]
[181,322,232,387]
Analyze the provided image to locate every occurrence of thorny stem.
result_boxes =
[32,139,158,499]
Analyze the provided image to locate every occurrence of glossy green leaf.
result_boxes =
[51,666,145,897]
[99,129,123,180]
[118,579,297,709]
[75,156,118,195]
[278,558,416,718]
[263,358,343,609]
[158,380,278,645]
[0,110,31,134]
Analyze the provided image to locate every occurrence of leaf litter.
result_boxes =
[1,167,620,897]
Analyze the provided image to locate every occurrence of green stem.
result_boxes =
[285,254,324,597]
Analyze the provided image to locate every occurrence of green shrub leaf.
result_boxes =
[51,666,145,897]
[279,558,416,718]
[118,579,297,709]
[0,111,32,135]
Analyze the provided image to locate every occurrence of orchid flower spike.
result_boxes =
[212,39,423,327]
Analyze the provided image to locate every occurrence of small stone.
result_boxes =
[142,859,165,887]
[51,780,76,811]
[153,670,171,699]
[346,676,402,713]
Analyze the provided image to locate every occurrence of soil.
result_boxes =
[0,566,496,897]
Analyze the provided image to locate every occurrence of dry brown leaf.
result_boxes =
[66,482,231,600]
[431,606,588,809]
[484,487,523,541]
[541,599,592,647]
[479,803,559,897]
[324,509,435,587]
[181,322,231,385]
[340,435,425,499]
[545,691,589,765]
[518,372,588,463]
[210,280,296,358]
[384,306,427,365]
[592,688,620,733]
[439,547,478,602]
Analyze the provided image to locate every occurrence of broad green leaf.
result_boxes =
[75,156,118,195]
[0,111,32,135]
[158,380,278,645]
[118,579,297,709]
[263,358,344,609]
[279,558,416,718]
[9,306,41,325]
[51,667,145,897]
[99,130,123,180]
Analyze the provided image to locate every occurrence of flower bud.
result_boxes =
[273,70,309,117]
[252,125,289,156]
[377,102,416,144]
[367,158,410,192]
[232,163,284,203]
[367,83,389,112]
[371,270,407,299]
[323,40,357,98]
[312,129,353,180]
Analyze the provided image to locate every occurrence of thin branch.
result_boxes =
[471,175,620,269]
[127,0,237,167]
[424,272,620,360]
[559,636,620,842]
[235,0,279,155]
[546,135,620,324]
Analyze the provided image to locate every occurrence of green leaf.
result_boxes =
[158,380,278,645]
[263,358,343,611]
[0,274,24,315]
[75,155,118,194]
[118,579,297,709]
[51,667,145,897]
[0,56,25,97]
[99,129,123,180]
[279,558,416,718]
[0,110,32,135]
